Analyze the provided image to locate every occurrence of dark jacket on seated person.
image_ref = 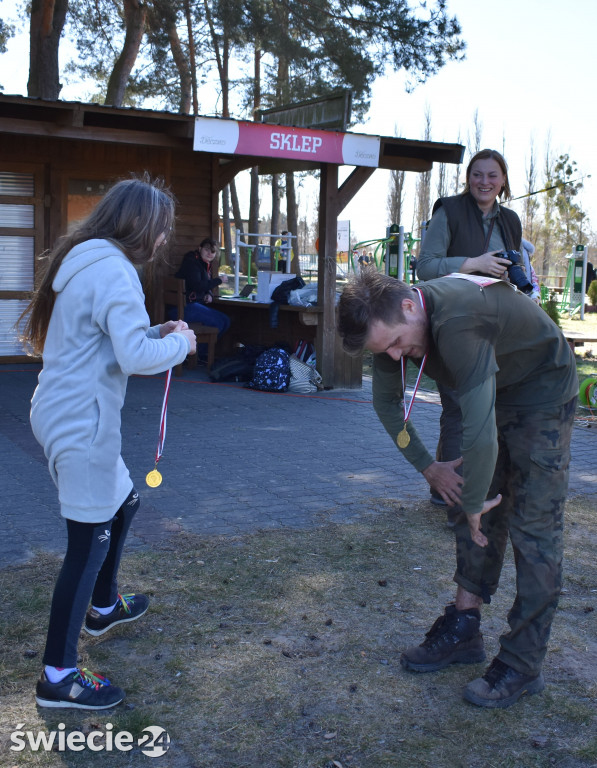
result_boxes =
[176,249,222,304]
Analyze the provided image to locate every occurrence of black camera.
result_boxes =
[501,250,533,294]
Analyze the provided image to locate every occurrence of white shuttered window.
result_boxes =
[0,171,37,356]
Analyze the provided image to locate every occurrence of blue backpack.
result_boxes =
[246,348,290,392]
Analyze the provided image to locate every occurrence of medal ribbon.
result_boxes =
[154,368,172,467]
[400,287,428,432]
[146,368,172,487]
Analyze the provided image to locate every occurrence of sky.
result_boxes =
[342,0,597,245]
[1,0,596,248]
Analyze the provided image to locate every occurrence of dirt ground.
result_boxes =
[1,496,596,768]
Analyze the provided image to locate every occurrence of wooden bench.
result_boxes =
[162,276,218,374]
[564,331,597,354]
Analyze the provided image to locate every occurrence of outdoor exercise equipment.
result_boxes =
[560,245,588,318]
[233,230,295,296]
[350,224,420,284]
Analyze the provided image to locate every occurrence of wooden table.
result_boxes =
[214,297,320,354]
[564,331,597,352]
[213,297,363,388]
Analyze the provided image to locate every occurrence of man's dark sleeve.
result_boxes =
[458,377,499,515]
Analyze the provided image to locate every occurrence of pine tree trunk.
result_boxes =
[249,167,260,252]
[286,172,299,274]
[272,175,280,235]
[185,0,198,115]
[230,180,246,274]
[27,0,68,99]
[222,187,232,268]
[105,0,147,106]
[230,180,243,234]
[166,17,191,114]
[248,45,261,256]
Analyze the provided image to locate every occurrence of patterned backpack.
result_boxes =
[245,348,290,392]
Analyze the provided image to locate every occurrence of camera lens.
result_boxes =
[503,251,533,294]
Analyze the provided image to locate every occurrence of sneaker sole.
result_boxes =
[400,648,486,673]
[83,605,149,636]
[35,694,124,710]
[463,674,545,709]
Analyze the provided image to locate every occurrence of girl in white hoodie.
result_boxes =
[21,175,196,710]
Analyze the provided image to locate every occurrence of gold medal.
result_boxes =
[146,469,163,488]
[397,427,410,449]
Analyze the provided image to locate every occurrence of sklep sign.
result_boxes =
[193,117,380,168]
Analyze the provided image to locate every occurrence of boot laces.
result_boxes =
[482,658,511,689]
[422,614,452,648]
[421,609,477,649]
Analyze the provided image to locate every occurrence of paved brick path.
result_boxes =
[1,363,595,568]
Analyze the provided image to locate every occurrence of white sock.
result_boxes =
[45,665,77,683]
[92,600,118,615]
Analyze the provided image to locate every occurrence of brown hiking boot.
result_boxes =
[400,604,486,672]
[463,658,545,708]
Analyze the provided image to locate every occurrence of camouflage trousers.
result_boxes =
[453,397,577,676]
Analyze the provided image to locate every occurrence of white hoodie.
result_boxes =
[30,239,189,522]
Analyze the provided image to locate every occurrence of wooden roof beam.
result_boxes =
[0,115,189,148]
[379,157,433,172]
[379,137,464,167]
[337,166,376,213]
[215,157,256,191]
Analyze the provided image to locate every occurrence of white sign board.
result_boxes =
[337,220,350,252]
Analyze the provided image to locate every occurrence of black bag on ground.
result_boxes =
[208,356,254,383]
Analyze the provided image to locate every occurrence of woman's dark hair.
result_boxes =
[337,269,413,355]
[199,237,218,250]
[20,173,176,355]
[463,148,512,200]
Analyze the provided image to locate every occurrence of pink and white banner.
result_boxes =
[193,117,380,168]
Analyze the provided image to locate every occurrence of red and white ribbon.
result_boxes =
[154,368,172,467]
[401,288,428,426]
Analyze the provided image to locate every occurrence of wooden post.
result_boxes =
[317,164,339,388]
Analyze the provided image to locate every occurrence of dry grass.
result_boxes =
[1,498,596,768]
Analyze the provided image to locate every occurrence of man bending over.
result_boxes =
[337,270,577,708]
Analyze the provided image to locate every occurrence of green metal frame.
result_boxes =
[350,229,420,283]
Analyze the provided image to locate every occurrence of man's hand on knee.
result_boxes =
[467,494,502,547]
[422,458,463,506]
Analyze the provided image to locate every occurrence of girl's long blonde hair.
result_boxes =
[20,173,176,355]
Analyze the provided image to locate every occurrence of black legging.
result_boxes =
[43,488,140,667]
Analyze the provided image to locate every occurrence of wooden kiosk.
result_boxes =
[0,95,463,387]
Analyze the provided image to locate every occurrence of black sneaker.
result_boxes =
[429,494,447,507]
[400,604,486,672]
[463,657,545,708]
[35,668,125,710]
[84,593,149,637]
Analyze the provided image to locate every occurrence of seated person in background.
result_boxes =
[175,238,231,336]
